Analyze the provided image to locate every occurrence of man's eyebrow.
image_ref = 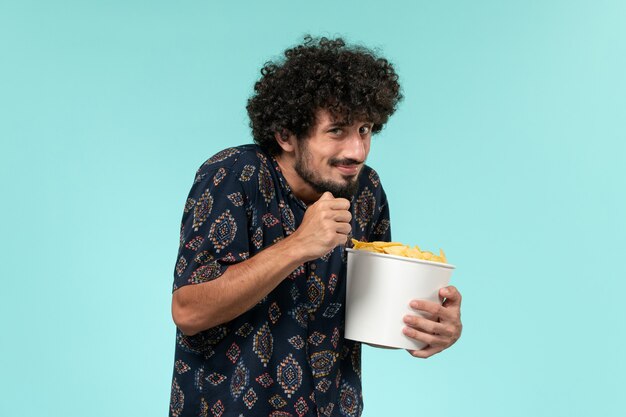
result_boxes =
[322,119,373,129]
[324,120,349,128]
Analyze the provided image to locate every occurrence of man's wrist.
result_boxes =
[276,232,311,265]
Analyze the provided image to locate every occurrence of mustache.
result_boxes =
[330,158,362,166]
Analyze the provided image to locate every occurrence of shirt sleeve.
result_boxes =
[173,165,251,292]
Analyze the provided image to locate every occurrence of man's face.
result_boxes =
[293,109,373,200]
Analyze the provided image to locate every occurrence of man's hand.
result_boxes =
[402,285,463,358]
[290,192,352,261]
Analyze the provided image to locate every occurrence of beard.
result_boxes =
[294,141,362,200]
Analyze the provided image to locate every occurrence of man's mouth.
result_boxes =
[334,163,361,176]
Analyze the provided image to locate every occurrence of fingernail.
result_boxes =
[410,301,419,309]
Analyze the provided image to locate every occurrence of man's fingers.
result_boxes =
[319,191,334,200]
[439,285,462,307]
[439,286,462,313]
[403,290,463,360]
[407,345,442,359]
[409,300,454,321]
[335,222,352,235]
[315,195,350,210]
[333,210,352,223]
[299,192,353,256]
[326,199,351,211]
[333,197,351,209]
[402,326,446,347]
[403,315,455,337]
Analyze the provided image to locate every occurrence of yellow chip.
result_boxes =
[357,246,378,253]
[371,241,404,248]
[351,239,449,264]
[405,247,422,259]
[351,239,406,254]
[382,246,408,256]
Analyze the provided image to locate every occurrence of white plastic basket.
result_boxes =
[345,248,455,350]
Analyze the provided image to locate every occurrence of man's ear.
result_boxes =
[274,130,296,153]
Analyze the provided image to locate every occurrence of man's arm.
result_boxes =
[172,192,351,335]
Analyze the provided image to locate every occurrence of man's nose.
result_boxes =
[344,131,366,162]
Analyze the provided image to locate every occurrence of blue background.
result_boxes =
[1,1,625,416]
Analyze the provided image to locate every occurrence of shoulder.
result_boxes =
[194,144,269,183]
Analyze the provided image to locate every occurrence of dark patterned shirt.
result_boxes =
[170,145,391,417]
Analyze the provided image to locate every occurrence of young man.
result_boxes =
[169,36,462,417]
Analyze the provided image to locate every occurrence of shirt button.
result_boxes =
[310,263,317,271]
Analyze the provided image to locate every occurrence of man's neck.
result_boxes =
[274,153,320,205]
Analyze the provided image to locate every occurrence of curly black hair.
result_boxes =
[246,35,403,156]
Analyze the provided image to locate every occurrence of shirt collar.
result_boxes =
[268,153,309,210]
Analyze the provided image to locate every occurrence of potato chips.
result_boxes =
[350,239,448,264]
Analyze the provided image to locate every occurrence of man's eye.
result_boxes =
[329,128,343,135]
[359,126,371,135]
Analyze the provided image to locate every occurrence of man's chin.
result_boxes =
[297,164,361,200]
[316,179,359,200]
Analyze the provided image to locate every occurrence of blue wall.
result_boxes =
[1,1,625,416]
